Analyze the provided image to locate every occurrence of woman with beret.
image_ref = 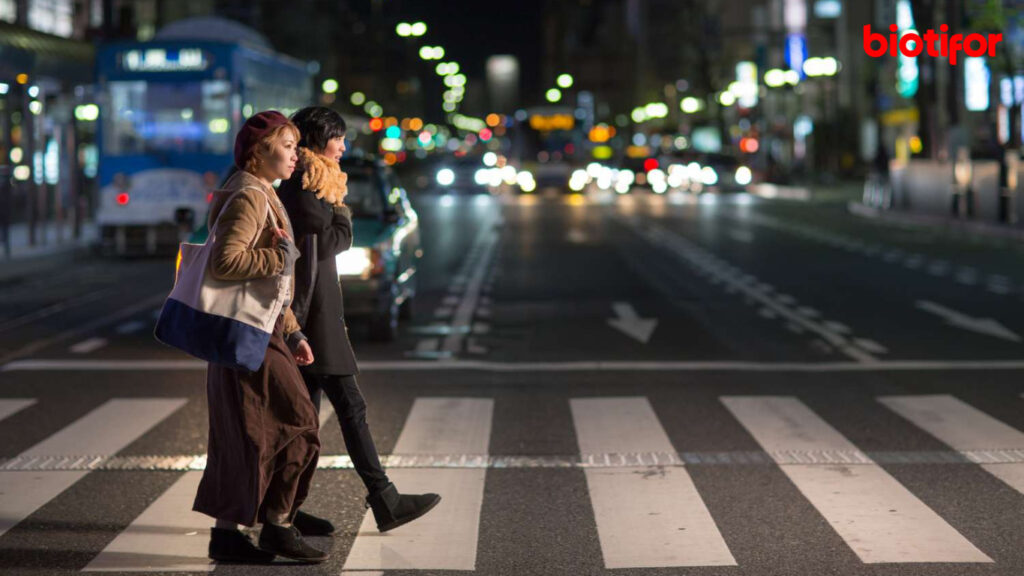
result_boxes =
[279,106,440,535]
[192,110,328,564]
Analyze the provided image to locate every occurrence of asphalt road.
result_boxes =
[1,186,1023,576]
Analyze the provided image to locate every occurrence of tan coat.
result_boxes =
[207,169,301,336]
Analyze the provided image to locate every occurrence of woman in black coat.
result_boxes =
[279,107,440,534]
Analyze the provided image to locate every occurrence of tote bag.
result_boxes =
[154,188,290,371]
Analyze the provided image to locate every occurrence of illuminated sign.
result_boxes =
[735,62,759,108]
[529,114,574,132]
[964,57,990,112]
[121,48,209,72]
[785,34,808,79]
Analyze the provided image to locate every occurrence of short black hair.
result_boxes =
[290,106,347,152]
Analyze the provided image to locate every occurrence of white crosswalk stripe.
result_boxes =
[2,393,1022,570]
[342,397,493,571]
[84,472,211,572]
[880,394,1024,495]
[722,396,992,564]
[0,398,187,538]
[570,397,735,568]
[0,398,35,422]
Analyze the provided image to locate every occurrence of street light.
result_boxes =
[350,91,366,106]
[321,78,339,94]
[557,73,574,89]
[546,88,562,103]
[410,22,427,36]
[680,97,701,114]
[396,22,412,37]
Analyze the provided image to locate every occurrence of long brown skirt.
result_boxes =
[193,316,320,527]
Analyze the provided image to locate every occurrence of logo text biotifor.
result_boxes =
[863,25,1003,65]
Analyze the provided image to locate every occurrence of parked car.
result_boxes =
[178,157,422,341]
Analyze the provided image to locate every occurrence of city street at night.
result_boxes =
[2,188,1024,575]
[3,0,1024,574]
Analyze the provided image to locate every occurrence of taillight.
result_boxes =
[116,193,130,205]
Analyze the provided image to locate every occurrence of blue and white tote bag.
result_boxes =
[154,189,291,371]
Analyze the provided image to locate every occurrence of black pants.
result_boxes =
[302,373,390,495]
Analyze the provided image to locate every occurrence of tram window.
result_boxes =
[104,80,233,156]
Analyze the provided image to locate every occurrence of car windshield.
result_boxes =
[343,165,384,218]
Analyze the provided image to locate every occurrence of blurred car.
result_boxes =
[660,152,755,193]
[178,157,422,342]
[433,155,489,194]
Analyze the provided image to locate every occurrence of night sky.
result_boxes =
[353,0,547,99]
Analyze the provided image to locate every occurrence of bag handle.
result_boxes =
[209,186,279,249]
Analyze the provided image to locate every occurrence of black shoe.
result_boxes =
[366,483,442,533]
[294,509,335,537]
[257,523,328,563]
[208,528,276,564]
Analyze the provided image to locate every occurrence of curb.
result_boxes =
[847,201,1024,242]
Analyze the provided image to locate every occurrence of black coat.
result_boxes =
[279,173,359,376]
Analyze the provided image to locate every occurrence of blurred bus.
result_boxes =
[521,106,579,192]
[95,17,312,255]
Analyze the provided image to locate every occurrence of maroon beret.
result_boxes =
[233,110,292,169]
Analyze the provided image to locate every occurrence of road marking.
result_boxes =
[319,400,336,429]
[14,359,1024,373]
[607,302,658,344]
[115,321,146,335]
[70,337,108,354]
[0,398,187,537]
[342,398,493,571]
[7,447,1024,472]
[722,396,991,564]
[84,472,211,572]
[620,219,881,362]
[571,397,735,568]
[442,221,500,355]
[852,338,889,354]
[0,399,35,422]
[916,300,1021,342]
[880,395,1024,495]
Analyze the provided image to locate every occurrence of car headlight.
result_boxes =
[735,166,752,186]
[337,248,374,278]
[701,166,718,186]
[436,168,455,186]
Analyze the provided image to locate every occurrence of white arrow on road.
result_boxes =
[915,300,1021,342]
[607,302,658,344]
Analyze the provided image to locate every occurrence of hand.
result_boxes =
[275,229,300,276]
[293,339,314,366]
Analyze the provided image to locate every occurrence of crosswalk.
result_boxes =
[0,392,1021,572]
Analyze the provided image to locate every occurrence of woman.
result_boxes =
[279,106,440,534]
[194,110,328,564]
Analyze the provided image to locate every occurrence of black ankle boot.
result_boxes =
[366,483,441,532]
[257,523,328,563]
[208,528,275,564]
[293,509,335,537]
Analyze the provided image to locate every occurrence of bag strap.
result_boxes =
[210,187,278,249]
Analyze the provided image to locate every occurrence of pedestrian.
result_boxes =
[194,110,329,564]
[279,106,441,535]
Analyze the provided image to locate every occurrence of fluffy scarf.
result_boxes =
[297,147,348,207]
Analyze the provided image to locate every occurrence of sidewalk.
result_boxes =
[0,220,99,282]
[848,201,1024,243]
